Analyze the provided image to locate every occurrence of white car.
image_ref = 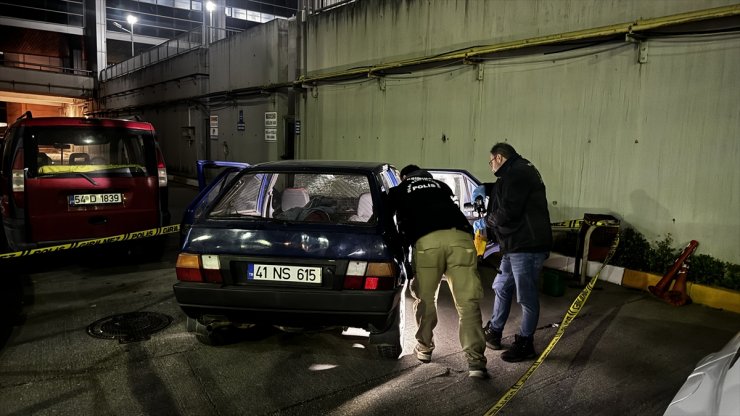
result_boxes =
[664,331,740,415]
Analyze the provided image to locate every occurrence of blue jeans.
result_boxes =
[488,251,548,337]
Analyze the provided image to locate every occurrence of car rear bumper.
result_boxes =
[173,282,403,330]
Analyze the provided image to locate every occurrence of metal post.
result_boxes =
[129,22,134,57]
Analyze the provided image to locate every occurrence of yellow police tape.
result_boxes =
[483,222,620,415]
[0,224,180,260]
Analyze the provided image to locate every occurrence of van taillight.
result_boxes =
[176,253,223,283]
[11,150,25,208]
[343,261,397,290]
[156,148,168,187]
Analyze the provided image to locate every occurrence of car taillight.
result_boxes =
[11,149,25,208]
[176,253,223,283]
[343,261,397,290]
[156,148,167,187]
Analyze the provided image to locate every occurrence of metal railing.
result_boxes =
[1,52,92,76]
[308,0,357,14]
[100,26,242,82]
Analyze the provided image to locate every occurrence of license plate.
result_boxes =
[248,264,322,284]
[69,193,123,206]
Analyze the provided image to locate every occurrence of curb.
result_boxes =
[544,253,740,314]
[621,270,740,314]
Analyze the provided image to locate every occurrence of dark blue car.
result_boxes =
[174,160,408,358]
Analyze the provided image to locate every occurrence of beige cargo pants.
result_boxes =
[410,228,487,370]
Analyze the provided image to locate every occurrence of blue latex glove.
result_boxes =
[472,185,486,202]
[473,218,486,233]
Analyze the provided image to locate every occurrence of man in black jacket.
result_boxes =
[476,143,552,362]
[389,165,488,379]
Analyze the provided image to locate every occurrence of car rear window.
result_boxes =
[209,172,376,224]
[25,126,156,178]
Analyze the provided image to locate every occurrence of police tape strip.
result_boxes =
[483,226,621,416]
[0,224,180,260]
[550,218,619,231]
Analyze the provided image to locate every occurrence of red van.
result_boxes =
[0,112,170,254]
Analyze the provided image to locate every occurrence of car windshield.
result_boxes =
[209,171,376,224]
[28,126,153,177]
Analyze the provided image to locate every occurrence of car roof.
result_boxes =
[14,117,155,131]
[248,159,395,173]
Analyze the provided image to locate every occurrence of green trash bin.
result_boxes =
[542,270,565,297]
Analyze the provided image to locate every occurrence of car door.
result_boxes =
[428,168,501,260]
[427,169,483,224]
[180,160,249,239]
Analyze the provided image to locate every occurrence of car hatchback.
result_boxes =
[174,160,409,358]
[0,112,170,253]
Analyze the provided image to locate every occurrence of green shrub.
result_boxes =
[611,228,650,271]
[719,263,740,291]
[688,254,725,285]
[552,225,738,291]
[605,227,738,291]
[648,234,679,276]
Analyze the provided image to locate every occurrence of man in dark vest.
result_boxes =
[389,164,488,379]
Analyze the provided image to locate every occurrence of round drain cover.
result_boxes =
[87,311,173,343]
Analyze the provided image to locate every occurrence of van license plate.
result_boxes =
[248,264,322,284]
[69,193,123,206]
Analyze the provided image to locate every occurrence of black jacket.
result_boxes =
[388,171,473,246]
[482,154,552,253]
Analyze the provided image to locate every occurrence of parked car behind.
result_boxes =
[663,330,740,416]
[174,160,409,358]
[0,112,170,254]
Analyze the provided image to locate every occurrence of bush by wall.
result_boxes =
[552,226,740,291]
[609,228,739,291]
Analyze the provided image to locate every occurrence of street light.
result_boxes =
[113,14,138,57]
[205,1,215,44]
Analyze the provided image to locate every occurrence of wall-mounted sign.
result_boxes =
[264,112,277,128]
[210,115,218,139]
[265,128,277,142]
[237,110,245,131]
[295,120,301,135]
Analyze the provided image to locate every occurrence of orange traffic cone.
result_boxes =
[662,262,692,306]
[648,240,698,299]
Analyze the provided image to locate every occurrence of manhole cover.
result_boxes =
[87,311,173,343]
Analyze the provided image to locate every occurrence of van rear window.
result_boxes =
[26,126,155,178]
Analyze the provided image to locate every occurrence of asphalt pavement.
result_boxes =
[1,183,738,416]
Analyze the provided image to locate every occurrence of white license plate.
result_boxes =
[248,264,322,284]
[69,193,123,206]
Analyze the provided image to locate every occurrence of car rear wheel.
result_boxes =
[187,316,233,346]
[376,344,402,359]
[368,304,404,359]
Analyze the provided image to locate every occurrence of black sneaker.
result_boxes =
[501,334,536,362]
[483,322,502,350]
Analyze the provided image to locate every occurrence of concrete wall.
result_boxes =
[301,0,740,263]
[96,19,292,177]
[93,1,740,263]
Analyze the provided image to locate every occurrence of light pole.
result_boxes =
[113,14,138,57]
[206,1,215,44]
